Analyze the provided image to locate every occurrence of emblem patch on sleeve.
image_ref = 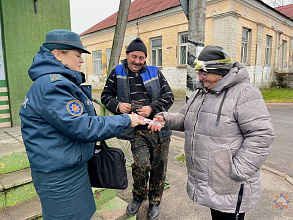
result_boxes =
[67,100,83,116]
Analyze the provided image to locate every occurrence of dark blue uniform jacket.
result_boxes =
[19,46,131,173]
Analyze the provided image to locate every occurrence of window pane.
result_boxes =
[241,28,250,64]
[266,37,269,46]
[106,49,111,69]
[158,49,162,66]
[242,29,248,41]
[265,36,272,65]
[180,46,186,65]
[97,51,102,59]
[152,38,162,47]
[152,49,156,66]
[93,50,102,75]
[180,33,188,44]
[282,41,287,66]
[241,42,247,63]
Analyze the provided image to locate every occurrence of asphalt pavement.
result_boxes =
[117,136,293,220]
[91,93,293,219]
[4,93,290,220]
[1,125,292,220]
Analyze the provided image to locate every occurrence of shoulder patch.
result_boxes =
[67,100,83,116]
[50,74,62,82]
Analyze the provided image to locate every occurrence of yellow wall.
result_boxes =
[233,1,292,65]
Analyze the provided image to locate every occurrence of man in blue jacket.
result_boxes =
[101,38,174,219]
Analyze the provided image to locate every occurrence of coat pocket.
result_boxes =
[209,148,241,195]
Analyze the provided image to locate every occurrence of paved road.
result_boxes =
[168,99,293,178]
[265,103,293,178]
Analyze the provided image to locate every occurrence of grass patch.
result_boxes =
[172,89,187,99]
[260,87,293,103]
[175,154,186,163]
[173,87,293,102]
[92,89,103,93]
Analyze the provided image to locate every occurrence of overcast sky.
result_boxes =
[69,0,292,34]
[70,0,121,34]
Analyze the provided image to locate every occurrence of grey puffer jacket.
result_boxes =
[160,62,274,213]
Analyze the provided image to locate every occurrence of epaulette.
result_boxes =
[50,74,62,83]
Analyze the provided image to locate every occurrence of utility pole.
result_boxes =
[181,0,206,100]
[107,0,131,76]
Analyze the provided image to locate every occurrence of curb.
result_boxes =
[171,136,293,187]
[261,165,293,186]
[171,135,185,141]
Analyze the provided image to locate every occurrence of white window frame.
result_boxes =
[241,28,251,64]
[151,37,162,66]
[93,50,102,75]
[265,35,272,66]
[281,40,287,67]
[179,32,188,65]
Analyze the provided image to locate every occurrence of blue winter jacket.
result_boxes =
[19,46,131,173]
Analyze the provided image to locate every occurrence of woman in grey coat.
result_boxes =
[148,46,275,220]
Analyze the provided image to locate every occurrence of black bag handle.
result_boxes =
[95,140,108,151]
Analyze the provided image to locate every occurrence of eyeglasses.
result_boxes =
[196,71,209,79]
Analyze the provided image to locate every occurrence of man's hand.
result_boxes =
[148,115,165,131]
[136,106,153,117]
[118,103,132,114]
[128,114,146,127]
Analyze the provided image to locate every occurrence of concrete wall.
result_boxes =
[0,0,71,127]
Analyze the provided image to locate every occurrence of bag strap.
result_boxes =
[100,141,109,150]
[95,140,108,151]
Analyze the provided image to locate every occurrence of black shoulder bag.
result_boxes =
[87,141,128,189]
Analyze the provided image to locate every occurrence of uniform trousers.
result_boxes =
[131,129,170,206]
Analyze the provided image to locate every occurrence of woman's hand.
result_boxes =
[128,114,146,127]
[148,115,165,131]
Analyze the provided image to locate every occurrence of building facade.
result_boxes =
[81,0,293,93]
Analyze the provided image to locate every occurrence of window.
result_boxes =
[151,37,162,66]
[179,32,188,65]
[93,51,102,75]
[241,28,251,64]
[281,40,287,66]
[265,35,272,65]
[106,48,111,70]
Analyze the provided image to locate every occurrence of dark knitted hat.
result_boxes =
[195,45,232,75]
[126,38,147,57]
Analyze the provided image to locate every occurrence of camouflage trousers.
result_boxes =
[131,129,170,206]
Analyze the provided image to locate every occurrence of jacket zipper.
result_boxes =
[191,92,207,200]
[235,183,244,219]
